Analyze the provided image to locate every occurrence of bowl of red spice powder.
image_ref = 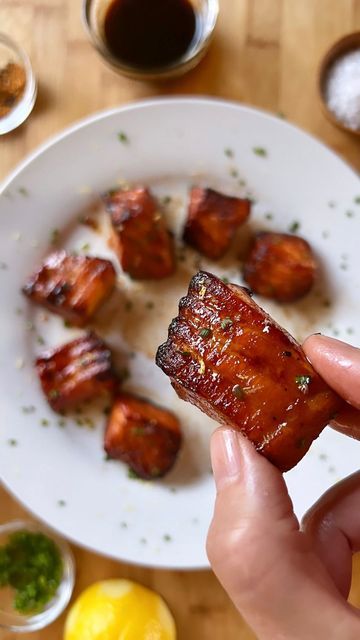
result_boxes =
[0,33,37,135]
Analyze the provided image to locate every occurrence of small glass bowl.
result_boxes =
[0,520,75,633]
[0,33,37,135]
[318,31,360,136]
[83,0,219,81]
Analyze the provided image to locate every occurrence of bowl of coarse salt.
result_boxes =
[319,31,360,135]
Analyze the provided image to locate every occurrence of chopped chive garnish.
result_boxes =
[221,317,233,330]
[288,221,300,233]
[295,375,312,392]
[117,131,128,143]
[127,467,140,479]
[199,327,212,339]
[253,147,267,157]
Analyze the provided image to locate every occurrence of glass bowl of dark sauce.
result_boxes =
[83,0,219,80]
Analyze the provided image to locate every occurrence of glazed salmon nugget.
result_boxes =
[36,332,117,412]
[183,187,251,259]
[104,187,175,280]
[23,251,116,326]
[104,394,182,479]
[243,232,317,302]
[156,271,342,471]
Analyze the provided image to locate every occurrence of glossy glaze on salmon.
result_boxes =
[183,187,251,259]
[23,251,116,326]
[36,332,117,412]
[104,187,175,279]
[104,394,182,479]
[243,232,317,302]
[156,271,343,471]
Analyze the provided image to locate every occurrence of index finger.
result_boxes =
[303,335,360,440]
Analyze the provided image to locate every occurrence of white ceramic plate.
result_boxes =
[1,98,360,569]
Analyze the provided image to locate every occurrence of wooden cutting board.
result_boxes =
[1,1,360,638]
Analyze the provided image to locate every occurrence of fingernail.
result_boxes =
[211,428,242,491]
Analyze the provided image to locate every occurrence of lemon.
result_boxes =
[64,579,176,640]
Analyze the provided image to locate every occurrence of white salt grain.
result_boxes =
[325,49,360,130]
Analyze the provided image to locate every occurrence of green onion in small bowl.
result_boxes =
[0,520,75,633]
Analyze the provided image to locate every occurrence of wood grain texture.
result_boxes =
[1,1,360,638]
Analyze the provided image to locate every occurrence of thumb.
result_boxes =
[206,428,359,640]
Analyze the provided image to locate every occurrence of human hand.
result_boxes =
[207,335,360,640]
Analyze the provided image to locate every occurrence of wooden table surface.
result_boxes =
[1,1,360,638]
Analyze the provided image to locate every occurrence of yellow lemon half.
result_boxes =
[64,579,176,640]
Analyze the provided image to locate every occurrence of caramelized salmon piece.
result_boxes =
[104,187,175,279]
[156,271,343,472]
[183,187,251,259]
[243,232,317,302]
[36,332,117,412]
[23,251,116,326]
[104,394,182,479]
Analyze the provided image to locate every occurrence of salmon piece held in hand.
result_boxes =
[104,187,175,280]
[183,187,251,259]
[22,251,116,326]
[104,394,182,479]
[156,271,343,472]
[36,332,117,412]
[243,232,317,302]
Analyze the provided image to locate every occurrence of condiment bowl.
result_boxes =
[318,31,360,136]
[0,33,37,135]
[0,520,75,633]
[83,0,219,81]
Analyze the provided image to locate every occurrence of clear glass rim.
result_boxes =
[0,520,75,632]
[0,32,37,134]
[82,0,219,80]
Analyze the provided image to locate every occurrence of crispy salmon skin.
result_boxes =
[104,394,182,479]
[36,332,117,412]
[183,187,251,259]
[23,251,116,326]
[156,271,343,471]
[104,187,175,280]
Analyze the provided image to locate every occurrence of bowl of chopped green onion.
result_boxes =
[0,520,75,632]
